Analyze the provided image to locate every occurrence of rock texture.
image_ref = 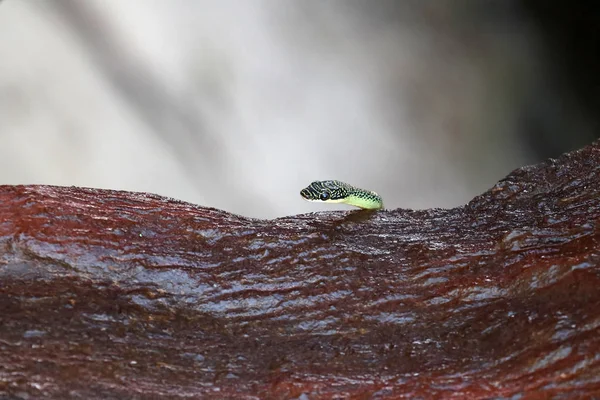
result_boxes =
[2,142,600,399]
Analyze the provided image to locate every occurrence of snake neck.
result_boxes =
[345,189,384,210]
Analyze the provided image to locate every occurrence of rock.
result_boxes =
[1,142,600,398]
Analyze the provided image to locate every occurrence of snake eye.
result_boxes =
[320,192,330,201]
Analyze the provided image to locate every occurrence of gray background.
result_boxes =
[0,1,595,218]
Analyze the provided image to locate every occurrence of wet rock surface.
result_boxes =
[2,142,600,399]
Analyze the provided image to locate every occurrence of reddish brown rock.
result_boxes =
[2,142,600,399]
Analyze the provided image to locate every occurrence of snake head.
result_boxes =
[300,180,383,210]
[300,180,350,203]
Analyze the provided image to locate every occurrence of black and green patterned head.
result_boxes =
[300,180,353,203]
[300,180,384,210]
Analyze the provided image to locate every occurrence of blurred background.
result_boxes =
[0,0,597,218]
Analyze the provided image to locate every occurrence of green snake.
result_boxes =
[300,180,383,210]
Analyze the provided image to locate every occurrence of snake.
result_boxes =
[300,180,383,210]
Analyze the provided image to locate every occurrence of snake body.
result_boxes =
[300,180,383,210]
